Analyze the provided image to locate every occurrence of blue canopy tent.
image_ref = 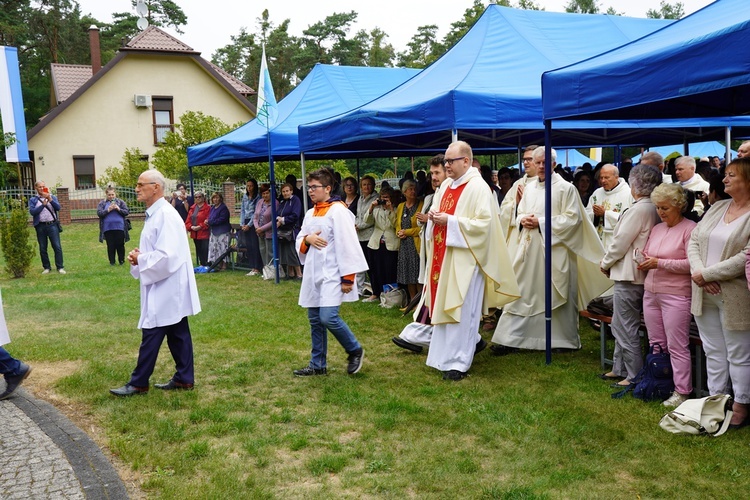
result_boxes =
[542,0,750,157]
[298,6,674,157]
[187,64,419,166]
[631,141,737,163]
[540,0,750,364]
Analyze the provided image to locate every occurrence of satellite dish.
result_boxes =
[137,17,149,31]
[135,1,148,17]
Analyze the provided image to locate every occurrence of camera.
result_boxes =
[373,199,383,206]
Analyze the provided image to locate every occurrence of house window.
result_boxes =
[152,97,174,144]
[73,156,95,189]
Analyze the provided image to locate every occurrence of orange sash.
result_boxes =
[429,182,468,314]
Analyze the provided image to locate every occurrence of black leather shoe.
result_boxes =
[475,339,487,355]
[109,384,148,397]
[598,372,624,381]
[154,379,194,391]
[392,336,423,353]
[0,363,32,400]
[489,344,519,356]
[347,348,364,374]
[442,370,467,381]
[293,366,327,377]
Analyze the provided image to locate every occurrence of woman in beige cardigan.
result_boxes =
[396,180,424,302]
[688,158,750,428]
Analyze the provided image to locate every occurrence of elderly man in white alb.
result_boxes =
[422,141,519,380]
[110,170,201,397]
[585,164,633,250]
[491,147,611,354]
[674,155,710,216]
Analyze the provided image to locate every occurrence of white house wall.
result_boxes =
[28,54,253,189]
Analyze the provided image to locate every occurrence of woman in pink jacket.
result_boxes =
[638,183,696,407]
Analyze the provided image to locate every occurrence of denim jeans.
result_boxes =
[35,222,64,270]
[0,347,21,376]
[308,306,361,370]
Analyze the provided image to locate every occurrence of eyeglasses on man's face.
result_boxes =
[443,156,465,166]
[307,184,325,191]
[522,157,534,163]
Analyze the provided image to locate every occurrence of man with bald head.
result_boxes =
[640,151,671,184]
[422,141,519,380]
[674,155,710,216]
[737,140,750,159]
[110,169,201,397]
[585,164,633,250]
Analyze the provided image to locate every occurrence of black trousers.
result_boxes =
[193,238,209,266]
[103,230,125,264]
[129,316,194,387]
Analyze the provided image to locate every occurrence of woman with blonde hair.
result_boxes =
[638,183,696,407]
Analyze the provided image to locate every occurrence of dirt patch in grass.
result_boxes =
[23,360,147,500]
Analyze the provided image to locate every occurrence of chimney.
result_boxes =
[89,25,101,75]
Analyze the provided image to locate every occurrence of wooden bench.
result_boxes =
[580,310,708,397]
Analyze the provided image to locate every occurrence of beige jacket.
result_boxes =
[600,197,659,284]
[365,205,400,251]
[688,199,750,329]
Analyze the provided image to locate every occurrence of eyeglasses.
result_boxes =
[307,185,325,191]
[443,157,466,166]
[136,182,156,187]
[522,157,534,163]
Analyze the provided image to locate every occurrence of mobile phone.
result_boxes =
[633,248,646,264]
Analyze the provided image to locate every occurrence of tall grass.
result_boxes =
[2,222,749,498]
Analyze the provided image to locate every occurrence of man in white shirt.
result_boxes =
[674,155,710,216]
[586,164,633,250]
[110,170,201,396]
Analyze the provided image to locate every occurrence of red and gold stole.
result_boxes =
[429,182,468,314]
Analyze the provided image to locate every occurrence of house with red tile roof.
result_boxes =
[26,25,255,190]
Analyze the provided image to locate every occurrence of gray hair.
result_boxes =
[629,164,662,197]
[651,183,688,212]
[601,164,620,177]
[640,151,664,168]
[401,179,417,191]
[141,169,166,190]
[675,155,696,170]
[532,146,557,165]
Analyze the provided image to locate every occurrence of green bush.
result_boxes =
[0,203,34,278]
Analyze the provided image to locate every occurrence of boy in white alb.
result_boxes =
[294,169,368,376]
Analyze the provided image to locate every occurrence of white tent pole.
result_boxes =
[451,129,458,143]
[300,152,308,212]
[726,126,732,164]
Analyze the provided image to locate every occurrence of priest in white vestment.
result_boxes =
[499,146,539,259]
[422,141,519,380]
[492,147,612,352]
[674,155,710,216]
[585,164,633,250]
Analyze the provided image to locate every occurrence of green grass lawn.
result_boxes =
[2,222,749,498]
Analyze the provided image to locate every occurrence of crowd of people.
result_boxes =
[16,138,750,431]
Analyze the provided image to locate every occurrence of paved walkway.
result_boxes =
[0,384,128,499]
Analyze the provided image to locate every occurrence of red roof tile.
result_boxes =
[208,61,255,96]
[51,64,94,103]
[125,26,196,53]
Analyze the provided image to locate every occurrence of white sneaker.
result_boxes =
[663,391,688,408]
[361,295,379,303]
[42,269,50,274]
[58,269,66,274]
